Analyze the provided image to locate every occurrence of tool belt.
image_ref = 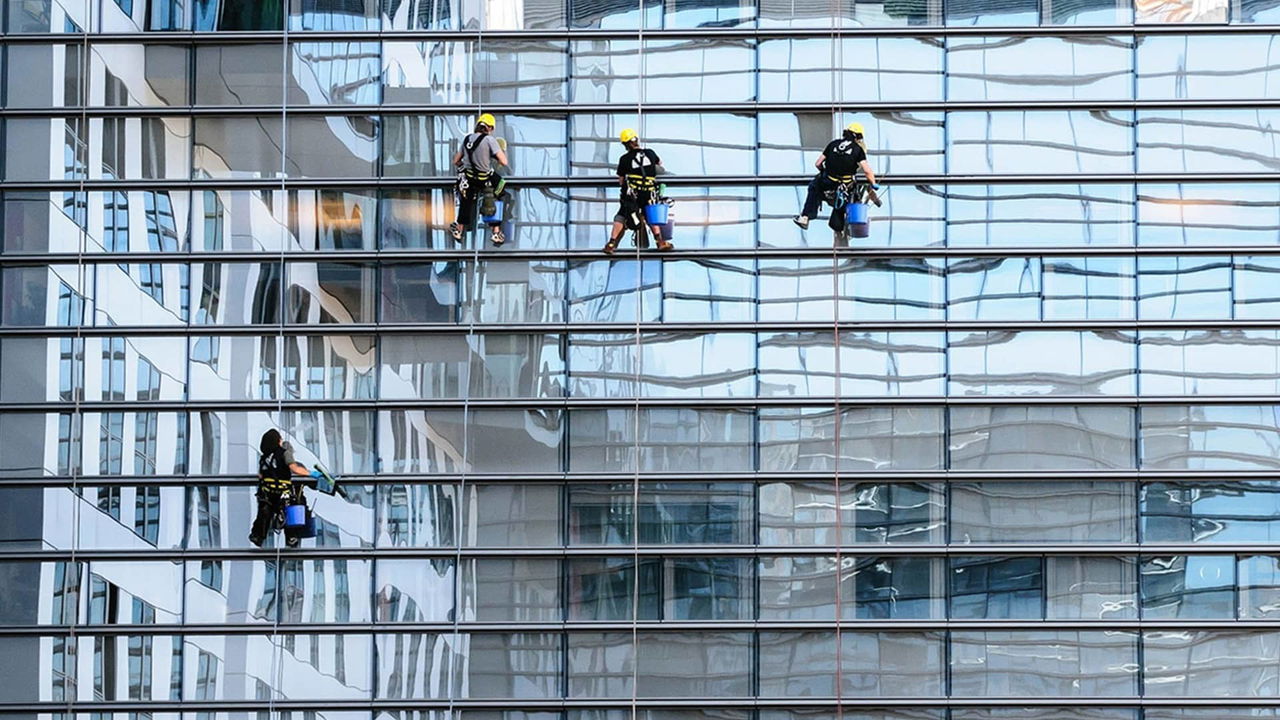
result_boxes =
[827,173,855,184]
[626,174,657,191]
[260,475,292,494]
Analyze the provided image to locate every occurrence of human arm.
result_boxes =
[489,136,509,169]
[451,147,463,168]
[858,159,878,187]
[814,153,826,171]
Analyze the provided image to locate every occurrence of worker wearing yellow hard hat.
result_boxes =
[793,119,880,232]
[603,129,674,254]
[450,113,510,246]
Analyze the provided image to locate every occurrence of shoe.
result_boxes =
[248,534,264,548]
[602,238,620,255]
[448,222,464,241]
[793,215,810,230]
[286,535,300,548]
[490,226,505,246]
[656,240,674,252]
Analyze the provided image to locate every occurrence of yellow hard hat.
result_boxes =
[846,122,865,135]
[477,113,496,128]
[619,128,639,144]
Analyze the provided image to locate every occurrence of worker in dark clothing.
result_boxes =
[250,429,321,548]
[793,122,880,230]
[449,113,510,246]
[603,128,674,255]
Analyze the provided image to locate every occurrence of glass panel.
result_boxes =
[569,332,755,398]
[946,185,1135,247]
[841,632,945,697]
[1139,183,1280,246]
[1141,555,1236,618]
[953,712,1136,720]
[758,406,946,472]
[568,557,661,620]
[467,259,566,324]
[461,558,559,622]
[287,189,376,251]
[88,44,188,107]
[1141,405,1280,470]
[849,556,946,619]
[1140,110,1280,172]
[664,557,753,620]
[1137,256,1232,320]
[951,482,1137,543]
[5,118,87,181]
[90,116,191,180]
[948,111,1134,175]
[1139,330,1280,396]
[1042,256,1137,320]
[758,632,837,696]
[1239,555,1280,619]
[462,484,561,546]
[288,0,378,29]
[1142,481,1280,543]
[376,557,455,622]
[757,0,941,25]
[947,37,1133,101]
[947,257,1042,321]
[1138,35,1280,99]
[287,41,380,105]
[3,191,90,253]
[185,634,372,699]
[375,632,453,699]
[757,331,946,397]
[758,37,943,104]
[287,262,377,324]
[376,483,458,547]
[380,262,463,324]
[759,556,838,619]
[193,116,284,179]
[193,0,284,29]
[377,409,564,474]
[455,632,561,699]
[1235,256,1280,319]
[949,330,1137,395]
[194,44,283,106]
[1046,556,1138,619]
[635,632,751,697]
[569,408,754,473]
[1143,630,1280,696]
[951,631,1138,696]
[284,115,378,178]
[662,259,757,321]
[950,556,1044,619]
[950,406,1136,470]
[567,632,634,698]
[947,0,1038,25]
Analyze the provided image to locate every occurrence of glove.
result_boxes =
[871,183,881,190]
[309,469,323,480]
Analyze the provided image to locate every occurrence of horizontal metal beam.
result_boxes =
[8,320,1280,338]
[3,172,1280,191]
[0,395,1278,411]
[4,245,1280,264]
[4,98,1280,117]
[5,22,1280,43]
[0,619,1274,636]
[1,544,1276,562]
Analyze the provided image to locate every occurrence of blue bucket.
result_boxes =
[644,202,668,226]
[480,199,504,225]
[845,202,869,225]
[284,503,307,528]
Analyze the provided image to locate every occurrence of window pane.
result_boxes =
[456,632,561,699]
[759,111,944,176]
[759,556,837,620]
[759,38,943,104]
[1138,35,1280,99]
[461,559,560,622]
[1143,630,1280,696]
[462,484,561,547]
[759,631,837,696]
[1046,556,1138,619]
[288,189,377,251]
[841,632,945,697]
[951,482,1136,543]
[1138,256,1232,320]
[193,116,284,179]
[376,557,455,622]
[377,409,563,474]
[195,44,282,106]
[951,556,1044,619]
[379,262,462,324]
[288,0,378,29]
[287,262,377,324]
[950,406,1136,470]
[376,483,457,547]
[1141,405,1280,470]
[948,111,1134,175]
[1140,110,1280,173]
[1140,330,1280,396]
[568,557,660,620]
[946,184,1135,248]
[1139,184,1280,246]
[287,41,380,105]
[758,331,945,397]
[1235,256,1280,319]
[952,631,1138,696]
[949,330,1136,395]
[948,256,1043,320]
[569,332,755,398]
[948,37,1133,101]
[569,408,754,473]
[1141,555,1236,618]
[850,556,945,619]
[285,115,378,178]
[636,632,751,697]
[1239,555,1280,619]
[1043,256,1136,320]
[1142,481,1280,544]
[567,632,633,698]
[759,406,946,472]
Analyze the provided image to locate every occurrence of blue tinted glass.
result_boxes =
[948,257,1042,321]
[947,185,1135,247]
[1142,482,1280,543]
[1137,256,1231,320]
[948,37,1133,101]
[948,111,1134,175]
[1141,555,1235,618]
[951,556,1044,619]
[1234,256,1280,319]
[1043,257,1136,320]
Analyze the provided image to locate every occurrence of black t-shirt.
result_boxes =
[616,148,661,181]
[258,444,294,482]
[821,138,868,177]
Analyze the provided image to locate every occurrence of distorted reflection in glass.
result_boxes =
[946,185,1135,247]
[758,37,943,103]
[950,406,1136,470]
[952,482,1136,543]
[758,406,946,472]
[949,330,1136,395]
[461,558,560,621]
[948,37,1132,101]
[757,331,945,397]
[568,332,755,398]
[1140,405,1280,470]
[1233,256,1280,319]
[1143,630,1280,696]
[1139,184,1280,246]
[951,631,1138,696]
[1141,555,1235,618]
[1142,481,1280,543]
[948,111,1134,175]
[1042,256,1136,320]
[951,556,1044,619]
[1139,330,1280,396]
[1139,110,1280,173]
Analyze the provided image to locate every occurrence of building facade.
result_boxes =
[3,0,1280,718]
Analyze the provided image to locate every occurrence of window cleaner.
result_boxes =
[449,113,510,247]
[793,122,881,233]
[250,429,330,548]
[603,128,675,255]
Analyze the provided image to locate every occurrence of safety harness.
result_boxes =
[461,133,493,182]
[623,149,659,192]
[258,448,292,494]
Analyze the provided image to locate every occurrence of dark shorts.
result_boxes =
[614,189,657,228]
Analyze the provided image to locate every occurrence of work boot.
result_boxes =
[479,192,497,217]
[449,222,464,241]
[286,534,300,548]
[656,240,674,252]
[602,236,621,255]
[490,225,505,246]
[792,215,809,230]
[248,533,264,548]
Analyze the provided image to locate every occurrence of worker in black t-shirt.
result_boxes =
[250,429,320,548]
[793,122,880,230]
[603,128,674,254]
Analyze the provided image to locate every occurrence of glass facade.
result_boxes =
[3,0,1280,718]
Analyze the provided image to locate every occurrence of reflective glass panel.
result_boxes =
[951,482,1137,543]
[948,37,1133,100]
[1141,555,1236,618]
[948,111,1134,175]
[950,406,1137,470]
[949,330,1137,395]
[1143,630,1280,696]
[951,631,1139,696]
[1141,405,1280,470]
[1142,481,1280,544]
